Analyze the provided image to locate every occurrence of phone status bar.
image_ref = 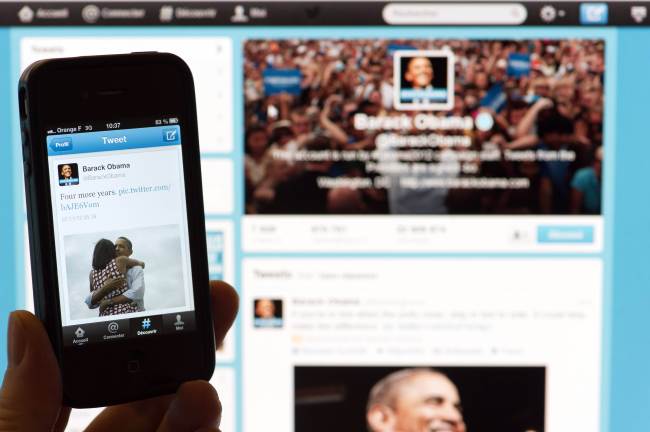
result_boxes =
[46,117,179,136]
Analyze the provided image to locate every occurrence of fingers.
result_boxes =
[53,407,71,432]
[209,280,239,347]
[85,394,175,432]
[87,281,238,432]
[0,311,63,431]
[156,381,221,432]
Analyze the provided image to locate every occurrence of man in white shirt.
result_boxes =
[85,236,145,313]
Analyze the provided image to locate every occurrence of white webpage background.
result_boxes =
[243,258,602,432]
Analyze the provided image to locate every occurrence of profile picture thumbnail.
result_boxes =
[253,298,283,328]
[393,50,454,111]
[58,163,79,186]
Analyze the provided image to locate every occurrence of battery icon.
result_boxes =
[169,118,179,124]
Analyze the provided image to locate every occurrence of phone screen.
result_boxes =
[45,117,196,346]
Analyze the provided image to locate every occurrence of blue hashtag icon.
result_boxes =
[142,318,151,329]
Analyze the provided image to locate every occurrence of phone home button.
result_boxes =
[127,360,141,373]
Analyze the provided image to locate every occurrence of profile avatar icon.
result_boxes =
[58,163,79,186]
[393,50,455,111]
[253,298,283,328]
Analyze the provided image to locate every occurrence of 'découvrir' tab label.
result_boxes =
[130,315,163,337]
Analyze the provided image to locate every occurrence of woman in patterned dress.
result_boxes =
[89,239,144,316]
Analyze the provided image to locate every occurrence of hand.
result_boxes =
[533,97,554,111]
[103,277,122,291]
[278,92,293,104]
[99,298,112,314]
[0,280,238,432]
[490,134,507,148]
[324,94,343,108]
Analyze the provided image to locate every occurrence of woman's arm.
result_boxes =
[99,295,135,314]
[115,256,145,275]
[515,98,553,139]
[503,134,539,150]
[319,95,349,146]
[90,277,123,306]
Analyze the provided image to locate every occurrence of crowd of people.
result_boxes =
[244,39,604,215]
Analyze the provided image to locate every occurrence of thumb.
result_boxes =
[157,380,221,432]
[0,311,63,431]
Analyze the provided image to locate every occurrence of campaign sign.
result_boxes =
[263,68,302,96]
[481,83,507,112]
[387,43,416,56]
[399,88,448,102]
[507,53,531,77]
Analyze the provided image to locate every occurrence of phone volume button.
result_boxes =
[23,161,31,177]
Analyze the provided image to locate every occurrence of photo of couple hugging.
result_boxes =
[84,236,146,316]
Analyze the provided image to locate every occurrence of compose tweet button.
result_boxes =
[162,127,180,144]
[580,3,608,25]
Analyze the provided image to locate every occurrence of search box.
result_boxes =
[383,3,527,25]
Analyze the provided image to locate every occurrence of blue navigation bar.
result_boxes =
[537,225,594,244]
[46,125,181,156]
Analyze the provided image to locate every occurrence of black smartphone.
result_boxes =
[18,53,215,408]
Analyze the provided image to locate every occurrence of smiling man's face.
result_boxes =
[405,57,434,89]
[393,372,465,432]
[369,371,466,432]
[255,299,276,318]
[61,165,72,178]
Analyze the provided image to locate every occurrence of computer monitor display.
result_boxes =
[0,2,646,431]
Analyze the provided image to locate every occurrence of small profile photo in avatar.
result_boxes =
[393,50,454,111]
[58,163,79,186]
[253,298,283,328]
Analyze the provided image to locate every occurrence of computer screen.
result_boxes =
[0,1,647,431]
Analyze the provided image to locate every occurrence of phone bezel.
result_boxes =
[19,53,215,408]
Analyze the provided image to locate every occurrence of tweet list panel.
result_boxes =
[243,258,602,432]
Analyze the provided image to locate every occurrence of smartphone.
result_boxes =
[18,53,214,407]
